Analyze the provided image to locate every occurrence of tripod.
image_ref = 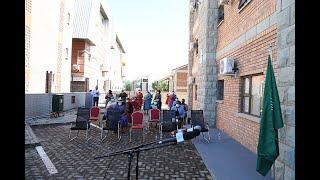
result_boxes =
[94,140,175,180]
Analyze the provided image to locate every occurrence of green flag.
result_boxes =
[256,54,284,176]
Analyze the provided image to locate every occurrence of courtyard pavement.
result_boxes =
[25,107,274,180]
[25,108,213,180]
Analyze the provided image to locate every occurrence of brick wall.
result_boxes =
[216,25,277,153]
[176,72,187,87]
[217,0,277,51]
[71,81,86,92]
[215,0,278,154]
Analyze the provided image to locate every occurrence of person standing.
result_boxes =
[119,90,128,102]
[154,90,162,110]
[165,93,170,109]
[181,98,188,122]
[132,97,140,112]
[91,86,100,107]
[105,90,114,106]
[143,90,152,115]
[136,89,143,111]
[125,97,133,124]
[169,90,177,109]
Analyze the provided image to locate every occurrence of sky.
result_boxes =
[106,0,189,82]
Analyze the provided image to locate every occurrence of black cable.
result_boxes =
[103,154,117,180]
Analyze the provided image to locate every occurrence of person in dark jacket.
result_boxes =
[105,90,114,106]
[170,101,185,129]
[154,90,162,110]
[119,90,128,102]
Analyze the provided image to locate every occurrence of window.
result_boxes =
[100,6,108,31]
[193,0,200,11]
[195,85,198,101]
[217,80,224,100]
[65,48,68,60]
[241,74,264,117]
[218,6,224,25]
[194,39,199,55]
[67,13,70,25]
[238,0,251,10]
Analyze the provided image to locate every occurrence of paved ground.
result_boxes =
[25,107,274,180]
[26,109,77,126]
[25,124,40,148]
[192,128,274,180]
[25,112,213,180]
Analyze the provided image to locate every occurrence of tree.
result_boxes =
[152,81,159,91]
[123,80,132,91]
[159,80,169,92]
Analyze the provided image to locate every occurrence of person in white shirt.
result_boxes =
[91,86,100,106]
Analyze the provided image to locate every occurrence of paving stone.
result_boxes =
[25,113,213,179]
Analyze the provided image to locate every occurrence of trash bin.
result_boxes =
[52,94,64,113]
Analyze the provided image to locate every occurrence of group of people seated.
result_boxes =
[102,89,189,132]
[170,98,188,129]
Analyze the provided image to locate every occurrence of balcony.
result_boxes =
[71,63,84,75]
[71,47,91,79]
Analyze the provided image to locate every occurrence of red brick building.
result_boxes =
[189,0,295,179]
[216,0,278,154]
[171,64,188,101]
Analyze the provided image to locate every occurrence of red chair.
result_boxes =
[130,111,144,142]
[89,106,100,127]
[147,109,160,132]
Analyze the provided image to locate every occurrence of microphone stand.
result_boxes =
[94,140,176,180]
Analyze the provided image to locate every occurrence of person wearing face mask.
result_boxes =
[172,98,179,108]
[114,98,128,128]
[103,98,116,120]
[170,101,185,129]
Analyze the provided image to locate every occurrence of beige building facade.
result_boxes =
[25,0,126,94]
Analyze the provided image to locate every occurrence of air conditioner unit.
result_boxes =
[219,57,235,75]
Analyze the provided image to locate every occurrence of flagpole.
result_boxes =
[268,43,276,180]
[268,43,272,60]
